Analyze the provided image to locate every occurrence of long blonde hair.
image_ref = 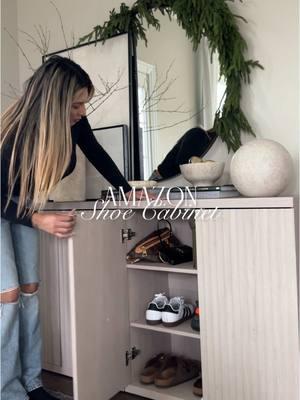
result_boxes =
[1,55,94,217]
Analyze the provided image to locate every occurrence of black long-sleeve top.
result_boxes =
[1,116,131,227]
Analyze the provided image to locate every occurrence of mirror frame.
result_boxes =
[78,0,263,154]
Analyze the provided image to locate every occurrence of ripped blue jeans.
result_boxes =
[1,218,42,400]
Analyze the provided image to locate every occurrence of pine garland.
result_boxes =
[78,0,263,152]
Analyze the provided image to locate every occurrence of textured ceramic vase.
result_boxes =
[230,139,293,197]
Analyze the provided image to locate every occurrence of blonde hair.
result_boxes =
[1,56,94,218]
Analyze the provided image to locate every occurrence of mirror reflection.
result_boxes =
[136,12,226,180]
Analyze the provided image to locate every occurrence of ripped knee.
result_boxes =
[20,283,39,295]
[0,287,20,303]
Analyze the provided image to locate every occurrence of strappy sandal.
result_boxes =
[140,353,168,384]
[154,355,200,388]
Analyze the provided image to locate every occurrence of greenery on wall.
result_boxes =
[78,0,263,152]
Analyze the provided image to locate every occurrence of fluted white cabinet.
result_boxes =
[39,232,72,376]
[196,208,299,400]
[39,197,299,400]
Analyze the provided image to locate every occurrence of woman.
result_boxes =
[1,56,132,400]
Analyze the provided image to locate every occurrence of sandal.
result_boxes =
[193,376,203,396]
[140,353,168,384]
[154,355,200,388]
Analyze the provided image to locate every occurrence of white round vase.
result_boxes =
[230,139,293,197]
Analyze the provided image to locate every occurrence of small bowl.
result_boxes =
[180,161,225,186]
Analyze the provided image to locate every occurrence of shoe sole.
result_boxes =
[146,319,162,325]
[155,373,198,388]
[140,375,156,384]
[193,387,203,396]
[162,315,192,327]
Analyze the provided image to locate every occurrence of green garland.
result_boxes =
[78,0,263,152]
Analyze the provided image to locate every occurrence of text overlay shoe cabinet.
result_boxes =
[39,198,299,400]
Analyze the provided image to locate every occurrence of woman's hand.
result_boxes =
[31,210,76,238]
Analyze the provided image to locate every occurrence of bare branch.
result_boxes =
[142,109,204,133]
[35,24,51,54]
[86,69,128,115]
[144,78,177,106]
[87,85,127,115]
[19,24,50,56]
[8,83,21,98]
[145,108,191,114]
[153,60,176,95]
[1,92,18,100]
[1,82,21,101]
[139,60,202,134]
[141,60,180,125]
[70,31,77,47]
[143,60,176,108]
[3,28,35,72]
[143,95,177,112]
[50,0,71,57]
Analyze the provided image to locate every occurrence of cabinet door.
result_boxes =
[39,232,72,376]
[196,208,299,400]
[69,214,130,400]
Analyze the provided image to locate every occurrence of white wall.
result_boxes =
[1,0,19,112]
[230,0,299,198]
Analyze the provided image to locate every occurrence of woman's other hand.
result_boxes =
[31,210,76,238]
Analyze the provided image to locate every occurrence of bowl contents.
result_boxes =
[189,156,215,164]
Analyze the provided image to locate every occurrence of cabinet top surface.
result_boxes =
[44,196,294,210]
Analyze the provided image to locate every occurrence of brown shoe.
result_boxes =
[193,376,203,396]
[154,355,200,388]
[140,353,168,384]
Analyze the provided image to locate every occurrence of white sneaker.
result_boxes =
[162,296,194,327]
[145,293,169,325]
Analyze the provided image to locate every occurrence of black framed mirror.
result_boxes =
[78,0,262,182]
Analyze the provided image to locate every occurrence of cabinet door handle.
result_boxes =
[121,228,136,243]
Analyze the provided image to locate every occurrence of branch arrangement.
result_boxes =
[2,1,125,116]
[78,0,263,152]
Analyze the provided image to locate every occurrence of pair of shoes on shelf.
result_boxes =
[140,353,200,388]
[28,387,59,400]
[145,293,194,327]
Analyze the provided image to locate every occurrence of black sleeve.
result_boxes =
[1,196,33,227]
[76,117,132,193]
[1,151,33,227]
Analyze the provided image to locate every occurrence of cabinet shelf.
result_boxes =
[126,379,201,400]
[130,319,200,339]
[126,262,197,274]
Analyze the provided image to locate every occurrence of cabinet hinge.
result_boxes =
[125,346,140,366]
[121,228,136,243]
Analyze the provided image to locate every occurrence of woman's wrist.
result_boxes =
[31,212,40,228]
